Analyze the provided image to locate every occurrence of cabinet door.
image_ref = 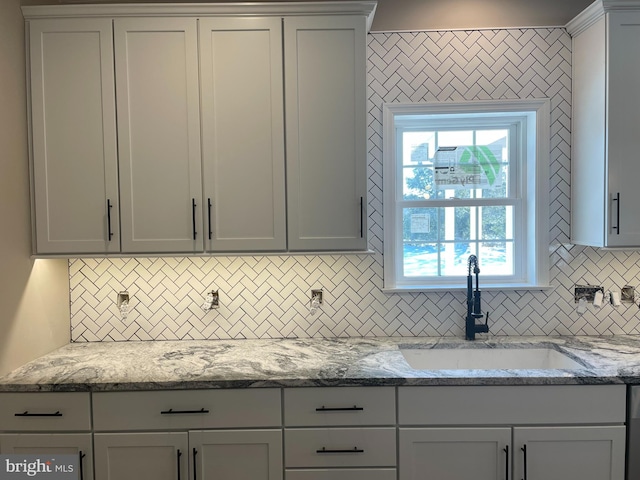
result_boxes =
[284,16,367,251]
[399,428,511,480]
[29,18,119,254]
[94,432,188,480]
[607,12,640,246]
[190,429,282,480]
[200,18,286,252]
[513,426,625,480]
[115,18,203,253]
[0,433,93,480]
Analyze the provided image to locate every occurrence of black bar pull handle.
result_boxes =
[107,199,114,241]
[192,198,197,240]
[521,444,527,480]
[177,449,182,480]
[316,447,364,454]
[161,408,210,415]
[504,445,509,480]
[360,196,364,238]
[207,198,212,240]
[79,451,86,480]
[612,192,621,234]
[193,448,198,480]
[316,405,364,412]
[15,411,62,417]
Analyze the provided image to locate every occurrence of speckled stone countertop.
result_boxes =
[2,336,640,392]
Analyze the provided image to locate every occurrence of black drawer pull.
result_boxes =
[317,447,364,454]
[161,408,209,415]
[316,405,364,412]
[79,451,86,480]
[15,411,62,417]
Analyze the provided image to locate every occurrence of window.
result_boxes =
[382,100,550,291]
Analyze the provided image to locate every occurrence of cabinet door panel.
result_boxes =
[513,426,625,480]
[607,12,640,246]
[94,432,188,480]
[284,16,367,251]
[399,428,511,480]
[0,433,93,480]
[190,429,282,480]
[30,18,119,254]
[115,18,203,253]
[200,17,286,252]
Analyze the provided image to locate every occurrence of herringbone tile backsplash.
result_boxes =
[70,28,640,342]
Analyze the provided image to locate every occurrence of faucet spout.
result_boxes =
[465,255,489,340]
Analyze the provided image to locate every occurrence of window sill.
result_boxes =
[382,283,554,293]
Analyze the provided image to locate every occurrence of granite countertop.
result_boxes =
[2,336,640,392]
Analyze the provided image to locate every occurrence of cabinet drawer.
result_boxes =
[93,389,281,431]
[398,385,626,425]
[286,469,396,480]
[0,393,91,431]
[284,387,395,426]
[285,428,396,468]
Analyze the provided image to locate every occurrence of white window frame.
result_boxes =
[382,99,550,292]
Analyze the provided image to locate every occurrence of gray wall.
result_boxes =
[0,0,70,375]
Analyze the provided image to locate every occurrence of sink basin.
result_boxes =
[400,347,585,371]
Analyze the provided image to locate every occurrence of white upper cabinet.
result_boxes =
[25,3,375,255]
[570,5,640,247]
[199,17,286,252]
[29,18,119,254]
[284,15,368,251]
[114,18,204,253]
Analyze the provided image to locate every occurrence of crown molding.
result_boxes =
[22,1,378,30]
[567,0,640,36]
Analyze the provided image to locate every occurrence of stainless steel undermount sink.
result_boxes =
[400,346,585,371]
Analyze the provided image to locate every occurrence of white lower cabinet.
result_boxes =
[513,426,626,480]
[94,432,188,480]
[0,433,93,480]
[398,385,627,480]
[399,428,511,480]
[94,430,281,480]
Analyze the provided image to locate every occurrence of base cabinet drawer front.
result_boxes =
[286,469,397,480]
[399,428,511,480]
[93,388,281,430]
[94,432,188,480]
[398,385,626,425]
[513,426,626,480]
[0,433,93,480]
[284,387,395,426]
[0,393,91,431]
[285,428,396,468]
[191,429,282,480]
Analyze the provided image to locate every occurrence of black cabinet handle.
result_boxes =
[504,445,509,480]
[107,199,113,240]
[14,411,62,417]
[79,451,86,480]
[177,449,182,480]
[315,405,364,412]
[316,447,364,454]
[207,198,212,240]
[521,444,527,480]
[192,198,197,240]
[160,408,209,415]
[193,448,198,480]
[612,192,620,234]
[360,196,364,238]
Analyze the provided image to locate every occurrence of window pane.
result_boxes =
[402,131,435,165]
[481,206,513,240]
[403,166,435,200]
[479,242,513,276]
[440,242,475,276]
[403,243,440,277]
